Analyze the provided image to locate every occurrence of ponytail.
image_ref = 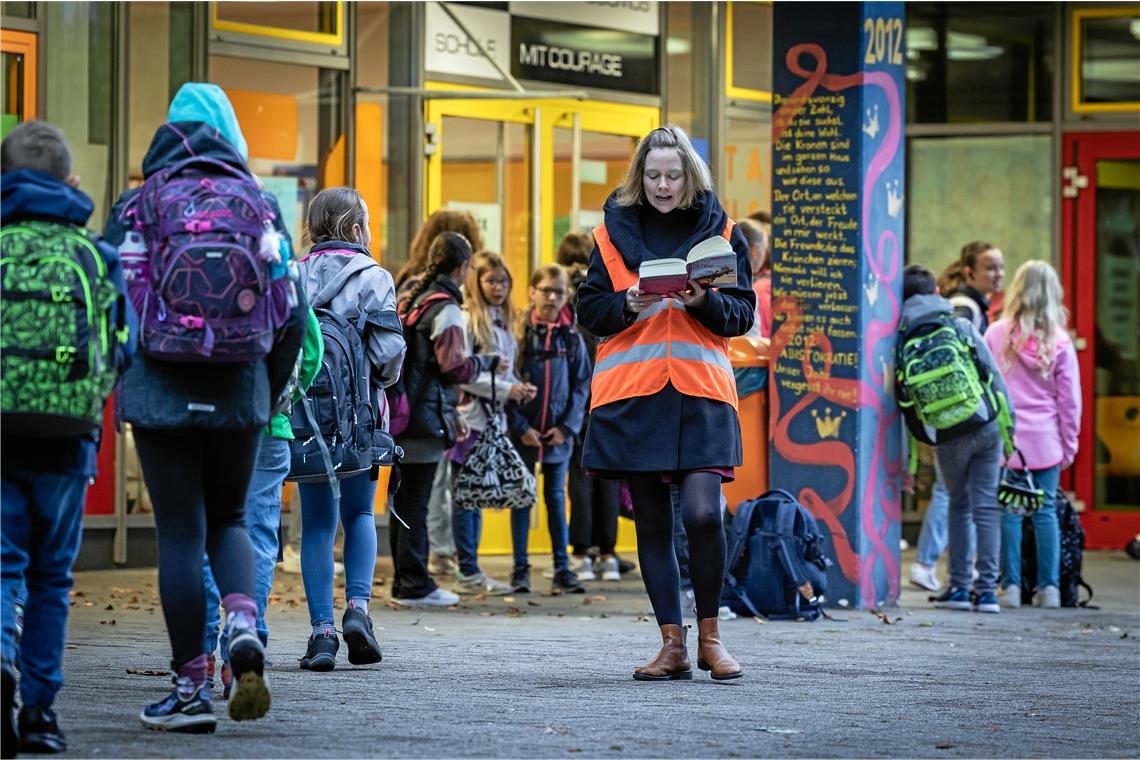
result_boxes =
[402,231,473,312]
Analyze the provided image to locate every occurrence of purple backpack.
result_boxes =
[126,155,289,363]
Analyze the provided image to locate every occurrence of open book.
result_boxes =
[637,236,737,295]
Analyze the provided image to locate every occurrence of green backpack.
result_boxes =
[895,311,1012,471]
[1,220,129,436]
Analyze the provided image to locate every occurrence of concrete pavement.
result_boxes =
[29,550,1140,758]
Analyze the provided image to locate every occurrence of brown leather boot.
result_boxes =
[633,624,693,681]
[696,617,742,680]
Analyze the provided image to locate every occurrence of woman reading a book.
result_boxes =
[576,125,755,682]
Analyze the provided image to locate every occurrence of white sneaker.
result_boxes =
[1034,585,1061,608]
[394,588,460,607]
[278,546,343,576]
[909,563,942,592]
[1000,585,1022,608]
[455,572,512,596]
[596,556,620,582]
[569,557,596,581]
[280,545,302,575]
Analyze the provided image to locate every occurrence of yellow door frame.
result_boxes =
[424,81,658,268]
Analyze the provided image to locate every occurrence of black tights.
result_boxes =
[133,427,260,667]
[628,472,726,626]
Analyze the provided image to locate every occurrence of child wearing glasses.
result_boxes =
[509,264,593,594]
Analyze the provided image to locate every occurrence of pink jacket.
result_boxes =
[983,319,1082,471]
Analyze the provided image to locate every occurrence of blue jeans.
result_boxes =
[298,471,377,626]
[203,437,290,658]
[453,506,484,577]
[933,423,1003,594]
[1000,465,1061,590]
[1,470,88,708]
[512,459,570,572]
[916,463,977,567]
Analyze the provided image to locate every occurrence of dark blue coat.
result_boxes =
[1,169,137,476]
[104,122,302,431]
[509,307,592,465]
[575,191,754,474]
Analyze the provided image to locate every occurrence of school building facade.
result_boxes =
[1,2,1136,563]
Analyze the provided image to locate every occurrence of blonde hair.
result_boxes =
[463,251,516,353]
[1000,260,1068,377]
[617,125,713,209]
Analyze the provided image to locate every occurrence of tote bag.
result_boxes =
[452,394,536,511]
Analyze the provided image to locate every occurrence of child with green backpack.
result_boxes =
[1,120,136,753]
[897,264,1014,614]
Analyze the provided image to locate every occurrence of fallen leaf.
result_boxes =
[527,600,541,607]
[506,607,521,615]
[918,621,935,628]
[589,595,607,602]
[424,626,435,632]
[752,616,768,625]
[104,604,114,611]
[83,601,93,607]
[480,612,495,617]
[126,667,169,677]
[503,596,516,603]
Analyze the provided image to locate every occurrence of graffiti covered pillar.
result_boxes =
[769,2,905,608]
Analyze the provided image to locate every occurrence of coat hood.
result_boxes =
[997,321,1072,375]
[299,243,380,309]
[140,121,251,178]
[901,293,954,328]
[0,169,94,226]
[601,189,731,270]
[166,83,249,161]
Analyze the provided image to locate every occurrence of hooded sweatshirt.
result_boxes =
[983,319,1081,471]
[1,169,137,476]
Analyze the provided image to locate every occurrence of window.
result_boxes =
[665,1,712,142]
[726,1,772,101]
[211,1,342,47]
[907,135,1052,280]
[208,55,346,247]
[722,112,772,221]
[128,2,195,184]
[906,2,1053,123]
[1073,9,1140,112]
[43,2,115,229]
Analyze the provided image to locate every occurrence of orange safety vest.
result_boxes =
[590,219,739,411]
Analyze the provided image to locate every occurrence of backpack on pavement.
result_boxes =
[1,220,130,436]
[721,489,834,621]
[896,310,1012,471]
[286,308,374,489]
[1020,488,1095,608]
[126,155,289,363]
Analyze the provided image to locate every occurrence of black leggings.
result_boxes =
[628,471,726,626]
[133,427,260,667]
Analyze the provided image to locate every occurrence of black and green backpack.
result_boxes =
[895,311,1012,471]
[1,220,129,436]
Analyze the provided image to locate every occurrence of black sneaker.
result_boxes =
[342,608,382,666]
[226,622,270,721]
[18,706,66,753]
[2,659,17,759]
[552,568,586,594]
[299,630,339,672]
[510,564,531,594]
[140,677,215,734]
[615,556,637,575]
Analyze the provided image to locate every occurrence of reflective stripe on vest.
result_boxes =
[590,218,739,411]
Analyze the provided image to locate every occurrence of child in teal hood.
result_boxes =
[166,82,249,161]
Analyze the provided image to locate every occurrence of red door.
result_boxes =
[1061,131,1140,550]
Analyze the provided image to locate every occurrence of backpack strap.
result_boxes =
[722,499,768,621]
[298,394,340,509]
[773,500,809,588]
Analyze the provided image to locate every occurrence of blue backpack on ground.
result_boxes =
[721,489,834,621]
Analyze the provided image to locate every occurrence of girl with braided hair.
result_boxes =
[390,233,496,606]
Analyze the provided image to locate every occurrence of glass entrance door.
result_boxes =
[1062,131,1140,550]
[424,93,656,555]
